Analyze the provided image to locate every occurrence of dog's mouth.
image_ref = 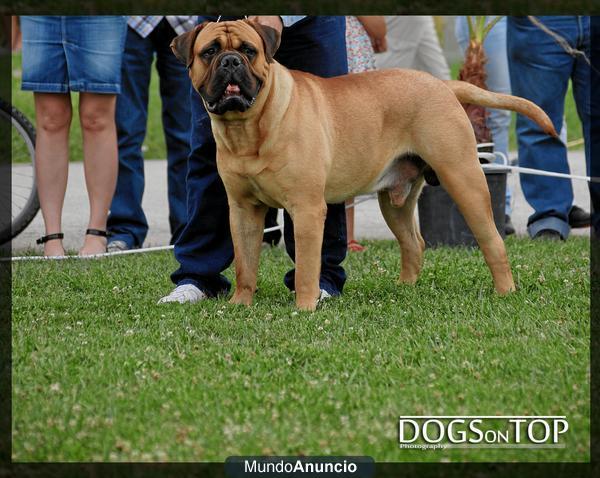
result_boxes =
[206,82,258,114]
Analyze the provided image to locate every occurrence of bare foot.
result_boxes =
[347,239,366,252]
[79,235,107,256]
[44,240,65,257]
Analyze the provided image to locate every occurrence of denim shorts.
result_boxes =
[21,16,127,94]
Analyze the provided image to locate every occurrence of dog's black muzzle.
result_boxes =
[202,52,260,115]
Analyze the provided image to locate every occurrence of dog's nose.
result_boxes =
[220,54,242,70]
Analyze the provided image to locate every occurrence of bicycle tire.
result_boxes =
[0,101,40,245]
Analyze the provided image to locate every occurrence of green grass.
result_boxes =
[12,237,590,462]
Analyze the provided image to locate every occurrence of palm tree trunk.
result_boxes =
[458,40,492,144]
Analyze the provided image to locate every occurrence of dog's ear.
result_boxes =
[170,22,209,68]
[247,20,281,63]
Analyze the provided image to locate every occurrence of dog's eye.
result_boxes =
[202,47,217,59]
[240,45,256,57]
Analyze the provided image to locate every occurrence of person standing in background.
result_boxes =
[375,16,450,80]
[20,16,127,256]
[345,15,387,252]
[107,16,196,252]
[507,16,591,240]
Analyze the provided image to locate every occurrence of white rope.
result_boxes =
[6,198,380,262]
[481,150,593,181]
[483,163,593,182]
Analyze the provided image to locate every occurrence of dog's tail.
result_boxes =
[445,80,558,138]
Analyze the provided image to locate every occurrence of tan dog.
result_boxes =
[171,20,557,311]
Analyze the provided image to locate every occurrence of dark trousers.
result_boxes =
[171,16,348,296]
[108,20,192,248]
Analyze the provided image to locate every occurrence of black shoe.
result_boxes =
[568,205,591,228]
[533,229,563,241]
[504,215,515,236]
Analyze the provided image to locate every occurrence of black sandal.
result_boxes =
[36,232,64,245]
[85,229,109,238]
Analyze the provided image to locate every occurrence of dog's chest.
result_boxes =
[218,152,266,177]
[218,152,284,208]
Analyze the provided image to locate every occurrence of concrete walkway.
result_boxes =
[12,151,590,253]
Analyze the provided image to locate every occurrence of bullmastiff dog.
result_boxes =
[171,19,557,311]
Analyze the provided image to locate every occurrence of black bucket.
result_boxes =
[417,166,509,247]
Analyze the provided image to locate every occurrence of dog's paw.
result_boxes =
[229,292,253,306]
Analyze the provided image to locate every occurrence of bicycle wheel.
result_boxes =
[0,101,39,245]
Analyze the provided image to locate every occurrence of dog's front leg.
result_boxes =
[228,200,268,306]
[289,202,327,311]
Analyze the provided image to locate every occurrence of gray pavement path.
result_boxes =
[12,151,590,253]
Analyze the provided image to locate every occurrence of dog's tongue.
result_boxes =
[226,84,241,95]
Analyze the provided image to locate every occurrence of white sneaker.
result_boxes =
[157,284,207,304]
[107,240,129,253]
[313,289,333,307]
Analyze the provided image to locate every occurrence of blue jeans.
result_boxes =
[108,20,191,248]
[507,16,591,239]
[171,16,349,297]
[455,16,513,215]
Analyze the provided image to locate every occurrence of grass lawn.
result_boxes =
[12,237,590,462]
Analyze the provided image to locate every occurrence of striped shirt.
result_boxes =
[128,16,198,38]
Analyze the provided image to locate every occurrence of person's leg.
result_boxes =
[374,16,419,70]
[164,15,241,301]
[413,16,451,80]
[571,16,591,191]
[33,92,72,256]
[169,83,233,296]
[153,20,192,245]
[507,16,575,239]
[345,200,366,252]
[107,27,153,249]
[276,16,348,296]
[480,18,513,215]
[78,93,119,255]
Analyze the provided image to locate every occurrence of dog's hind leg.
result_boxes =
[427,150,515,295]
[377,177,426,284]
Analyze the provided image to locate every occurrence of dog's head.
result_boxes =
[171,19,281,116]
